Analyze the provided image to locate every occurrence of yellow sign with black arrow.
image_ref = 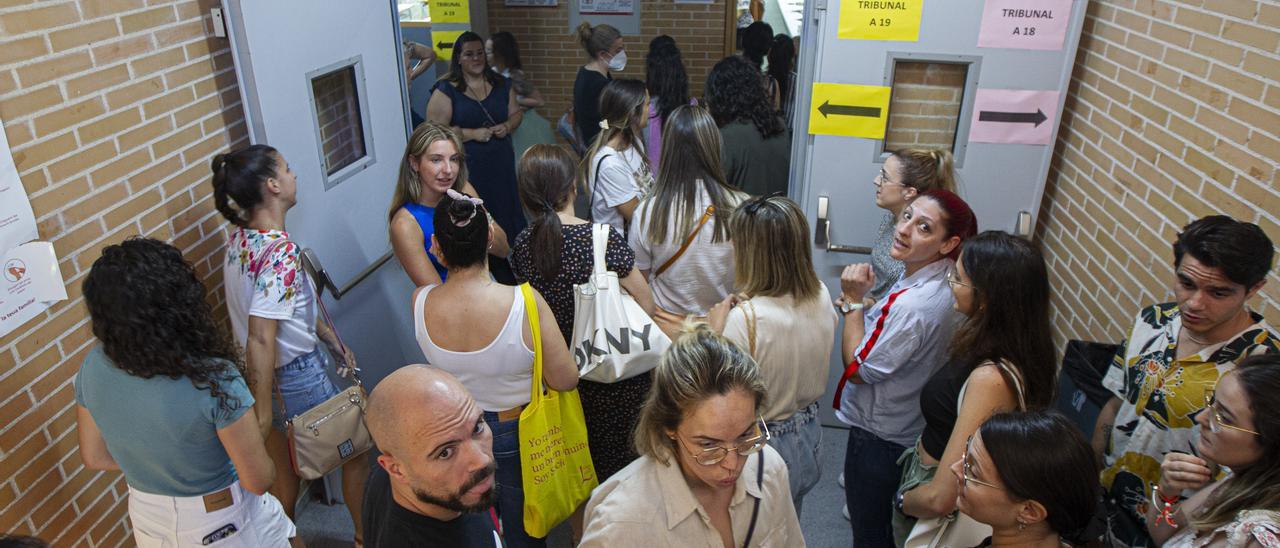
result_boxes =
[808,83,892,139]
[431,30,465,61]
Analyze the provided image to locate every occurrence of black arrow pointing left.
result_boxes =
[978,108,1048,127]
[818,100,881,119]
[437,42,454,50]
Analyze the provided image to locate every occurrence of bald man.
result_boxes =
[362,365,501,548]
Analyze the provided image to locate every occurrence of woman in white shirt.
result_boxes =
[211,145,368,545]
[411,189,578,548]
[707,194,837,516]
[629,105,748,337]
[580,323,804,548]
[583,78,653,234]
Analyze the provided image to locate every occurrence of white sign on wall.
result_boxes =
[579,0,632,15]
[0,116,66,338]
[0,119,36,255]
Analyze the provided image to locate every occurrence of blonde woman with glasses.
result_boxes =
[579,323,804,547]
[1147,353,1280,548]
[706,194,837,517]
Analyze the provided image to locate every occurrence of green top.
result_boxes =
[75,345,254,496]
[720,120,792,197]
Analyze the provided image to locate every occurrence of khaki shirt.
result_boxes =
[580,445,804,548]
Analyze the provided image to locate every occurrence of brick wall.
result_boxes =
[486,0,730,121]
[884,61,967,151]
[313,67,365,175]
[1037,0,1280,348]
[0,0,246,544]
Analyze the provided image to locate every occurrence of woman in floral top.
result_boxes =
[1147,354,1280,548]
[211,145,369,545]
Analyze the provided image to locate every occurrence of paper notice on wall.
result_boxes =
[977,0,1072,50]
[968,88,1060,145]
[505,0,556,5]
[1,242,67,338]
[837,0,924,42]
[579,0,632,15]
[0,117,37,255]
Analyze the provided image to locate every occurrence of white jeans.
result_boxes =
[127,480,295,547]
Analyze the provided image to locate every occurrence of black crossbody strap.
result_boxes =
[742,450,764,547]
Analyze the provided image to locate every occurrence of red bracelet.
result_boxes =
[1151,485,1179,528]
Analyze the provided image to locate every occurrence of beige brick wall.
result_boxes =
[486,0,730,122]
[884,61,967,151]
[0,0,246,544]
[1037,0,1280,349]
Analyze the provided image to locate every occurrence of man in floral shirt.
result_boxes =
[1095,215,1278,547]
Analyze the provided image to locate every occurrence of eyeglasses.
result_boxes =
[1203,390,1260,436]
[945,267,973,290]
[742,191,785,215]
[958,435,1002,490]
[873,168,905,188]
[673,418,771,466]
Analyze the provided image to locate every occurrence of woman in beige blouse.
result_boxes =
[579,323,804,548]
[707,194,837,517]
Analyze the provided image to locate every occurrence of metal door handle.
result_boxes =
[815,196,873,254]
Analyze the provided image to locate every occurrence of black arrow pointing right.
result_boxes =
[978,108,1048,127]
[818,100,882,119]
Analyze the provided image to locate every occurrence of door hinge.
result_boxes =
[814,0,827,11]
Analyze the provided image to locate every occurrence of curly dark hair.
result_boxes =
[83,238,248,413]
[645,35,690,126]
[705,55,784,138]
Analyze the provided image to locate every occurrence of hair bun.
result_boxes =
[210,153,227,175]
[576,22,593,45]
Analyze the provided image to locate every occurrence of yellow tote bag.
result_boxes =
[518,283,598,538]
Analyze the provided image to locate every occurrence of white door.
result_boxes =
[222,0,419,389]
[789,0,1089,425]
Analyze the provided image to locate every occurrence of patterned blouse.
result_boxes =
[1100,302,1279,546]
[1165,510,1280,548]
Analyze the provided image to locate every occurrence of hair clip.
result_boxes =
[446,188,484,227]
[598,120,610,130]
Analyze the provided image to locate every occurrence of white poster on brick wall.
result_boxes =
[579,0,632,15]
[0,116,38,255]
[1,242,67,338]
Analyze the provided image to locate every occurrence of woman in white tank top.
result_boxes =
[411,189,577,548]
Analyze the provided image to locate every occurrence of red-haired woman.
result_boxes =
[834,189,978,548]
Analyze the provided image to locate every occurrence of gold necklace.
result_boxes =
[1182,328,1213,346]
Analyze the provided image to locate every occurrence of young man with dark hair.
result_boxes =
[1094,215,1278,547]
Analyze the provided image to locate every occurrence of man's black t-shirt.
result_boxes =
[362,466,503,548]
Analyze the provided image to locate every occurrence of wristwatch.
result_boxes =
[894,490,906,513]
[839,299,867,315]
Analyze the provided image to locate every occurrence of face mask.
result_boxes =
[607,50,627,72]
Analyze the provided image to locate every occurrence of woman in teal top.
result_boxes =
[75,238,294,547]
[390,122,510,287]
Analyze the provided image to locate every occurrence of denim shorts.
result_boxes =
[271,347,339,431]
[766,402,822,517]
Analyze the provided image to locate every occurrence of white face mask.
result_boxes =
[606,50,627,71]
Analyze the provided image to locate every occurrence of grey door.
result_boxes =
[222,0,419,388]
[788,0,1090,426]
